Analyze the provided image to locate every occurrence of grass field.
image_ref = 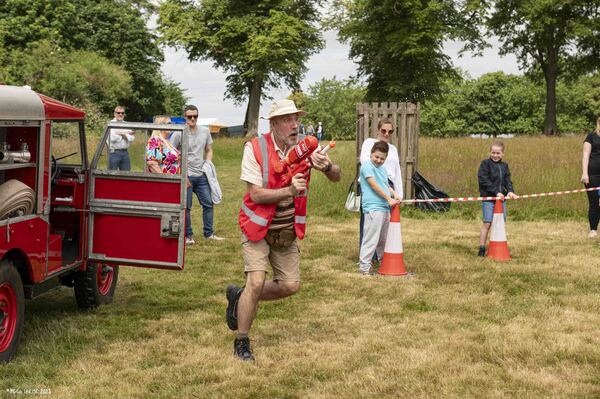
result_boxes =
[2,135,600,398]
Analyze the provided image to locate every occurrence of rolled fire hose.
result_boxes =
[0,179,35,219]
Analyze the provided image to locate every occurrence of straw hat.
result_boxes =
[265,99,307,120]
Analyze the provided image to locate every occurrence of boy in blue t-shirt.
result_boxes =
[358,141,401,275]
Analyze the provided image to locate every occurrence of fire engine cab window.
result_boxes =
[96,127,180,175]
[97,128,146,173]
[51,122,83,166]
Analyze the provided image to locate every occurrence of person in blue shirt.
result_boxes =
[358,141,401,275]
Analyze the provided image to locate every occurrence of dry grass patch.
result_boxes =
[3,215,600,398]
[3,136,600,398]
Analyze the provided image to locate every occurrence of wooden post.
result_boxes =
[355,102,420,199]
[390,102,398,149]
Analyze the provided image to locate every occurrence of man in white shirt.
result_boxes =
[108,106,135,171]
[316,121,324,142]
[225,99,341,361]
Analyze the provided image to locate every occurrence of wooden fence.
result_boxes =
[356,102,420,199]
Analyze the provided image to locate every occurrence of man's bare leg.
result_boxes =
[237,272,301,334]
[237,271,266,334]
[259,279,300,301]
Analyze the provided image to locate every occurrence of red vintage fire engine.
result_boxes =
[0,85,188,361]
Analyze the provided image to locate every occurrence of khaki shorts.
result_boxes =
[241,232,300,282]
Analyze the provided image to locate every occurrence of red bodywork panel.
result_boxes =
[0,218,49,283]
[92,214,178,263]
[47,234,62,273]
[94,177,180,204]
[90,175,183,267]
[38,94,86,120]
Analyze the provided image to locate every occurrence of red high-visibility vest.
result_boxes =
[238,133,310,241]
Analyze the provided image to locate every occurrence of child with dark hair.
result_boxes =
[358,141,401,275]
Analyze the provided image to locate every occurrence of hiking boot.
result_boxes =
[226,285,244,331]
[234,337,255,362]
[477,247,485,257]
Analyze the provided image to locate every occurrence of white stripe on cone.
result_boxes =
[487,200,511,261]
[489,212,507,242]
[383,221,403,253]
[379,206,409,276]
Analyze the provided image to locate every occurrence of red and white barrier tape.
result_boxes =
[402,186,600,204]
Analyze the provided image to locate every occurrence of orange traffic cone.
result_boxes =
[378,205,409,276]
[486,199,511,261]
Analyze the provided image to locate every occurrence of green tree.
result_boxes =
[158,0,324,136]
[4,41,132,106]
[421,72,545,137]
[482,1,600,135]
[1,40,133,135]
[420,72,470,137]
[301,77,365,139]
[71,0,169,118]
[330,0,483,102]
[287,90,309,112]
[555,73,600,133]
[570,72,600,121]
[0,0,186,119]
[161,78,189,116]
[461,72,544,136]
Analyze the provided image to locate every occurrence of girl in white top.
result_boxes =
[359,118,403,199]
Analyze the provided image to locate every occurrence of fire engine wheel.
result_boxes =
[74,263,119,309]
[0,260,25,363]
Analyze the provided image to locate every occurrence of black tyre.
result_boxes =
[74,263,119,309]
[0,260,25,362]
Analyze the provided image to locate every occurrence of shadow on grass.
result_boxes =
[11,274,223,371]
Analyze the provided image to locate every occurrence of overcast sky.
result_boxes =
[160,31,521,133]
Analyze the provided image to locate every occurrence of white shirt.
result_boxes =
[359,138,403,200]
[108,118,135,150]
[240,134,288,186]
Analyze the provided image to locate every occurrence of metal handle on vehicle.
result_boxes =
[160,215,180,237]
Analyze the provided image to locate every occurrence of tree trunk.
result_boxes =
[244,76,263,137]
[243,100,249,136]
[542,51,559,136]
